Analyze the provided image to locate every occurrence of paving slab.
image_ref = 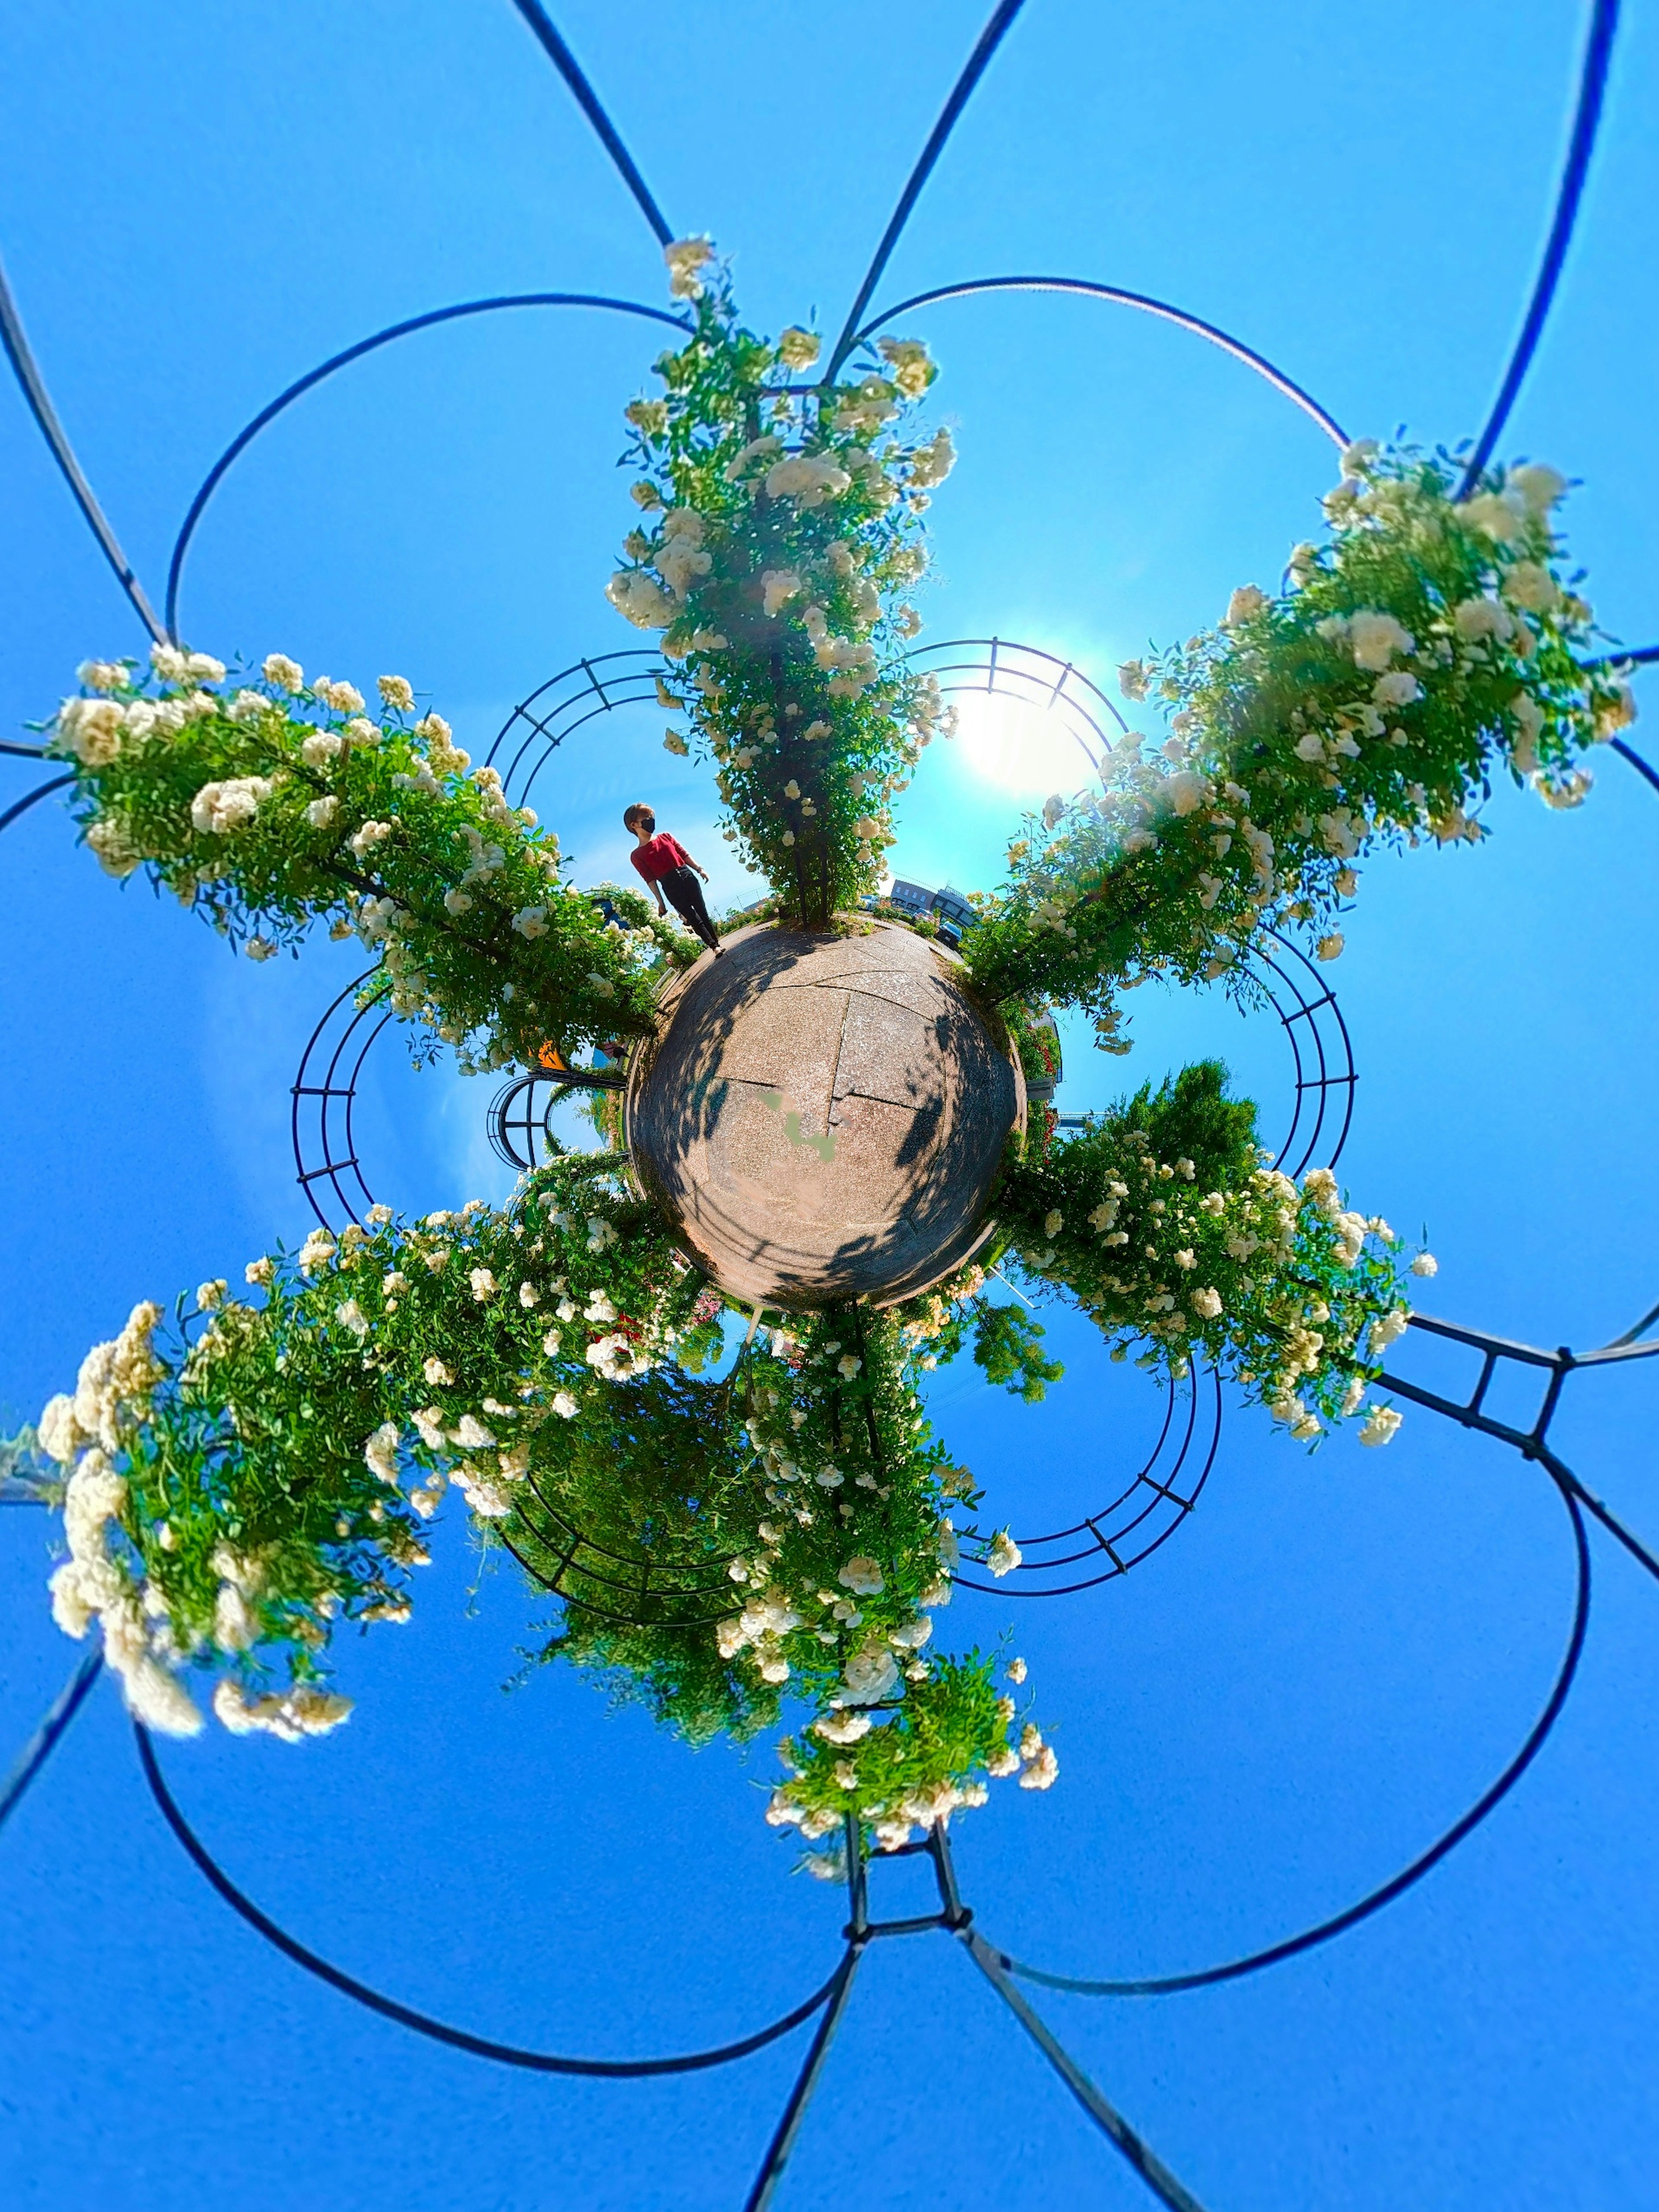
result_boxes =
[626,919,1025,1310]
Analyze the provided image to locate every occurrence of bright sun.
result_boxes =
[948,683,1109,799]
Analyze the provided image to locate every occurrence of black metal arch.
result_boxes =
[135,1720,841,2078]
[505,0,674,248]
[163,292,691,638]
[853,275,1348,448]
[0,254,165,643]
[995,1458,1592,1999]
[827,0,1029,380]
[1459,0,1622,493]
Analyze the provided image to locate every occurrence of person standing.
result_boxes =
[624,804,724,955]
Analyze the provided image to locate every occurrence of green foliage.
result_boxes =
[997,1061,1417,1439]
[38,1180,1046,1843]
[48,656,697,1070]
[605,249,957,927]
[964,444,1637,1038]
[970,1303,1065,1403]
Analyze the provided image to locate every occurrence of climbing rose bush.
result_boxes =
[607,240,958,927]
[48,651,695,1070]
[963,441,1638,1044]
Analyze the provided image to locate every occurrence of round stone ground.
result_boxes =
[625,920,1024,1311]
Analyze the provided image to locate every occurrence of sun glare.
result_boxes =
[949,684,1106,799]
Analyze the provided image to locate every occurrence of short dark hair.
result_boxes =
[625,803,655,832]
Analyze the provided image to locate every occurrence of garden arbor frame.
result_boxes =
[4,2,1658,2206]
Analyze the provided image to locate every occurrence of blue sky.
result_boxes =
[2,3,1658,2208]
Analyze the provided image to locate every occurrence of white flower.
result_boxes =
[762,570,802,618]
[908,427,956,489]
[838,1556,885,1596]
[1165,770,1208,816]
[607,570,676,630]
[1410,1253,1438,1277]
[1191,1286,1223,1321]
[76,659,125,692]
[1508,690,1547,773]
[423,1355,453,1385]
[349,819,393,857]
[664,234,713,299]
[314,677,365,713]
[118,1655,204,1737]
[585,1289,617,1324]
[1339,438,1381,475]
[1042,793,1067,831]
[1042,1209,1063,1238]
[335,1297,371,1340]
[1346,611,1414,671]
[1373,670,1421,707]
[1503,560,1560,615]
[1225,584,1269,625]
[1453,596,1513,644]
[814,1709,872,1745]
[245,936,278,962]
[377,674,415,712]
[297,1229,337,1274]
[985,1530,1022,1578]
[552,1391,578,1419]
[1359,1404,1404,1447]
[263,652,303,691]
[777,326,821,369]
[1019,1744,1060,1791]
[305,796,339,828]
[301,730,343,768]
[1595,683,1637,737]
[836,1353,862,1379]
[469,1267,497,1301]
[512,907,547,939]
[766,454,852,508]
[454,1413,496,1448]
[1370,1306,1409,1350]
[1118,660,1150,701]
[1506,463,1568,514]
[1457,491,1528,544]
[190,776,272,835]
[1316,932,1344,961]
[842,1642,900,1705]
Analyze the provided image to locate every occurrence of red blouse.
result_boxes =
[629,832,692,884]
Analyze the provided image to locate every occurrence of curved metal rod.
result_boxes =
[0,739,47,759]
[855,276,1347,447]
[0,1651,103,1836]
[826,0,1029,380]
[0,773,74,837]
[504,1,673,246]
[1584,643,1659,669]
[0,252,165,644]
[1459,0,1622,493]
[1611,735,1659,796]
[993,1472,1590,1998]
[136,1722,840,2075]
[164,292,692,637]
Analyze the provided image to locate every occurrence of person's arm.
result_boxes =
[675,837,709,882]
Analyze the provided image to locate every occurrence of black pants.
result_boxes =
[661,863,720,950]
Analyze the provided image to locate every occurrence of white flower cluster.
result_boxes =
[604,251,960,907]
[38,1303,210,1735]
